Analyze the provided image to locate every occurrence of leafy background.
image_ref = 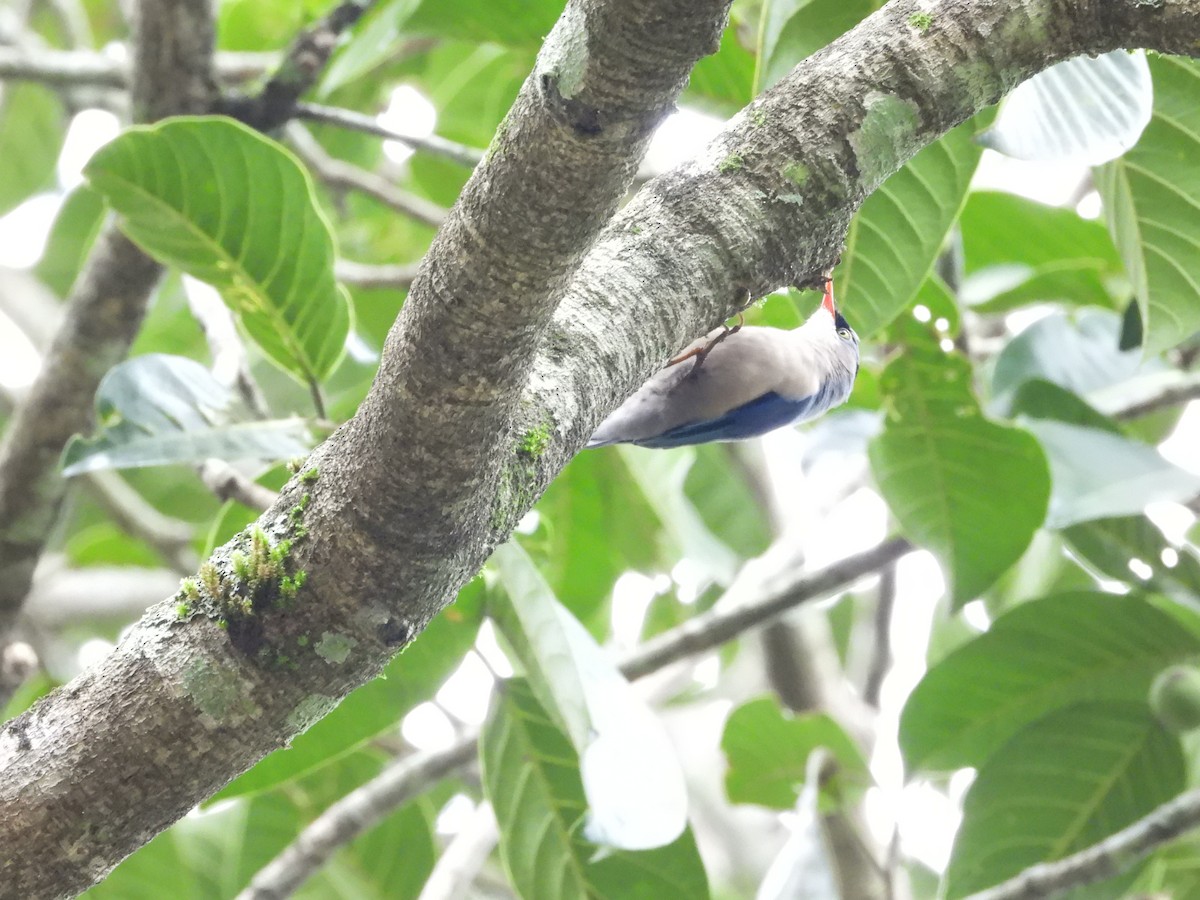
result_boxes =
[2,0,1200,897]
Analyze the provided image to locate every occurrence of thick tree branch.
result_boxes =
[965,787,1200,900]
[3,2,1199,897]
[243,536,912,899]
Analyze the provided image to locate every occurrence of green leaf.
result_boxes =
[1011,379,1123,434]
[1023,419,1200,527]
[618,446,740,584]
[900,591,1200,772]
[760,0,879,91]
[685,23,756,113]
[489,543,689,850]
[527,449,661,622]
[0,83,63,216]
[34,185,107,297]
[721,696,869,811]
[961,191,1124,274]
[1095,55,1200,354]
[945,702,1184,899]
[481,679,710,900]
[61,354,311,476]
[684,445,772,561]
[216,582,484,798]
[869,325,1050,605]
[1063,515,1200,605]
[85,116,351,384]
[837,116,983,338]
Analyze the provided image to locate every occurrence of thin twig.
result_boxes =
[863,561,896,708]
[239,735,479,900]
[83,473,197,574]
[294,102,485,168]
[238,537,912,899]
[0,46,276,89]
[416,802,499,900]
[966,787,1200,900]
[1110,375,1200,421]
[286,124,449,228]
[335,259,421,291]
[217,0,377,132]
[197,460,279,512]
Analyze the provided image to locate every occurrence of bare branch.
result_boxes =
[335,259,421,291]
[239,734,479,900]
[416,802,500,900]
[1110,374,1200,421]
[294,102,486,168]
[217,0,375,132]
[287,124,449,227]
[966,787,1200,900]
[241,537,912,898]
[622,538,911,680]
[83,472,198,574]
[197,460,279,512]
[0,46,278,89]
[863,561,896,708]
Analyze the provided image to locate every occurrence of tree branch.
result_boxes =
[286,124,449,227]
[965,787,1200,900]
[0,46,276,89]
[294,102,486,168]
[335,259,421,291]
[217,0,375,132]
[3,1,1199,896]
[241,536,912,899]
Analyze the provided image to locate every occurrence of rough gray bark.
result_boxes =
[2,0,1199,897]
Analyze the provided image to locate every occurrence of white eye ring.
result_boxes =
[837,327,853,341]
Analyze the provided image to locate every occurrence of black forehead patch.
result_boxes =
[834,311,854,332]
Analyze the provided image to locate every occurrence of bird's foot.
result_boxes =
[669,313,744,372]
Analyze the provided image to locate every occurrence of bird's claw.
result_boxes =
[669,313,744,372]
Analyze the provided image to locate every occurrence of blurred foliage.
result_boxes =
[0,0,1198,898]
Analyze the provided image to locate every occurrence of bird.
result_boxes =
[587,281,859,449]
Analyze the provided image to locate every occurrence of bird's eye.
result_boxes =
[837,327,853,341]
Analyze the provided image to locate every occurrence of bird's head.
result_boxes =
[814,280,859,373]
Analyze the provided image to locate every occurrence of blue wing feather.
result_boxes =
[633,384,839,449]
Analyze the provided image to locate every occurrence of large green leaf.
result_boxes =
[1095,55,1200,354]
[900,591,1200,772]
[216,582,484,798]
[869,325,1050,606]
[945,703,1184,899]
[837,116,983,338]
[1063,515,1200,607]
[480,679,710,900]
[0,83,63,216]
[963,190,1122,267]
[721,696,868,811]
[85,116,352,385]
[61,354,311,476]
[489,543,688,851]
